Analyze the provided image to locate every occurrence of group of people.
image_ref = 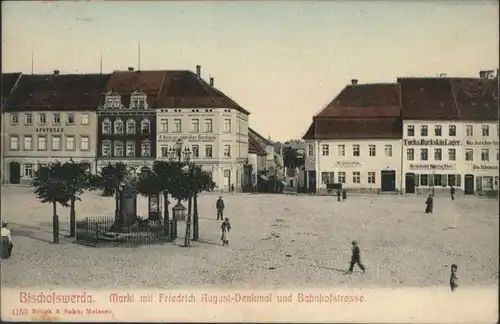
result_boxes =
[216,196,231,246]
[425,185,457,214]
[336,189,348,201]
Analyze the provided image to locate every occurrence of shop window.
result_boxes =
[420,174,428,186]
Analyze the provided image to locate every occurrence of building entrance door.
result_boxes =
[9,162,21,184]
[380,170,396,192]
[307,170,316,193]
[464,174,474,195]
[405,173,416,194]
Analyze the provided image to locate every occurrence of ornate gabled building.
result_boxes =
[96,69,164,171]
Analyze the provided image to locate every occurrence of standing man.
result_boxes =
[347,240,365,274]
[1,222,13,259]
[216,196,225,220]
[425,194,434,213]
[450,185,456,201]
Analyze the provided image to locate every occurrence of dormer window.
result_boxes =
[141,119,150,134]
[104,91,122,109]
[114,118,124,134]
[130,90,148,109]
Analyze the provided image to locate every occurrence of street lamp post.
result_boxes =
[432,167,435,196]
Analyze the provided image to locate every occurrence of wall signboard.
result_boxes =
[404,139,461,146]
[335,161,362,168]
[158,134,216,142]
[472,164,499,171]
[409,163,455,171]
[466,140,499,146]
[36,127,64,133]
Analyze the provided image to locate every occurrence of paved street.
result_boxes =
[1,186,498,289]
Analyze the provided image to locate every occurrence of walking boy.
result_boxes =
[216,196,225,220]
[347,240,365,274]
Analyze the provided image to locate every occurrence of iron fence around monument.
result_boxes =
[75,216,176,247]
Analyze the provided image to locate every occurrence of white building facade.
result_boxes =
[156,107,249,191]
[305,139,402,193]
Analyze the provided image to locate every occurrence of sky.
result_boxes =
[2,1,499,142]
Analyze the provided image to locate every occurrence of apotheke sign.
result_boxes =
[335,161,361,167]
[404,139,461,146]
[158,134,216,142]
[410,163,455,170]
[36,127,64,133]
[472,164,499,170]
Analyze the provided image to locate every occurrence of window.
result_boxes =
[24,164,34,178]
[160,119,168,132]
[465,125,473,136]
[434,125,442,136]
[66,136,75,150]
[114,118,124,134]
[141,141,151,157]
[204,119,213,133]
[224,119,232,133]
[102,141,111,157]
[130,91,147,109]
[141,120,150,134]
[321,144,329,156]
[407,125,414,136]
[53,113,61,124]
[352,172,360,184]
[308,144,314,156]
[67,113,75,125]
[25,113,33,125]
[369,145,376,157]
[420,148,428,161]
[321,172,335,184]
[126,119,135,134]
[407,148,414,161]
[37,136,47,150]
[80,136,89,150]
[420,174,428,186]
[102,119,111,134]
[192,145,199,158]
[11,114,19,125]
[434,148,442,161]
[434,174,443,187]
[81,113,89,125]
[105,93,122,109]
[114,141,123,157]
[368,172,376,184]
[338,172,346,184]
[465,149,474,161]
[24,136,33,150]
[39,113,46,125]
[126,141,135,157]
[174,119,182,133]
[384,145,392,157]
[448,125,456,136]
[52,136,61,150]
[448,148,456,161]
[205,145,213,158]
[352,144,360,156]
[224,145,231,157]
[338,145,345,156]
[191,119,200,133]
[482,125,489,136]
[481,149,489,161]
[448,174,456,187]
[160,145,168,157]
[420,125,428,136]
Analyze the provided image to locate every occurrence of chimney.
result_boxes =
[53,70,60,76]
[128,67,134,72]
[209,77,214,86]
[196,65,201,78]
[351,79,358,85]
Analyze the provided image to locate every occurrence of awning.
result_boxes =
[259,174,269,181]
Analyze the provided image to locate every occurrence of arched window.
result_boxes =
[126,119,136,134]
[114,118,123,134]
[114,140,124,157]
[141,140,151,157]
[141,119,150,134]
[102,118,111,134]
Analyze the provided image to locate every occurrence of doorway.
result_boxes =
[307,170,316,193]
[381,170,396,192]
[405,173,416,194]
[464,174,474,195]
[9,162,21,184]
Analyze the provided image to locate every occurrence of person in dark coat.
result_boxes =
[347,240,365,274]
[450,186,455,201]
[449,264,458,292]
[337,190,341,202]
[216,196,225,220]
[425,194,434,213]
[342,189,347,201]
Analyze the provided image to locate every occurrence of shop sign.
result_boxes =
[158,134,216,142]
[472,164,499,170]
[404,139,461,146]
[409,163,455,170]
[466,140,499,146]
[36,127,64,133]
[335,161,361,167]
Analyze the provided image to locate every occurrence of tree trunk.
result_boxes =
[52,201,59,244]
[163,192,169,236]
[193,194,199,241]
[114,189,120,224]
[69,196,76,237]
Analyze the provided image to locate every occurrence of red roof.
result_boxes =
[303,117,402,140]
[450,78,498,121]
